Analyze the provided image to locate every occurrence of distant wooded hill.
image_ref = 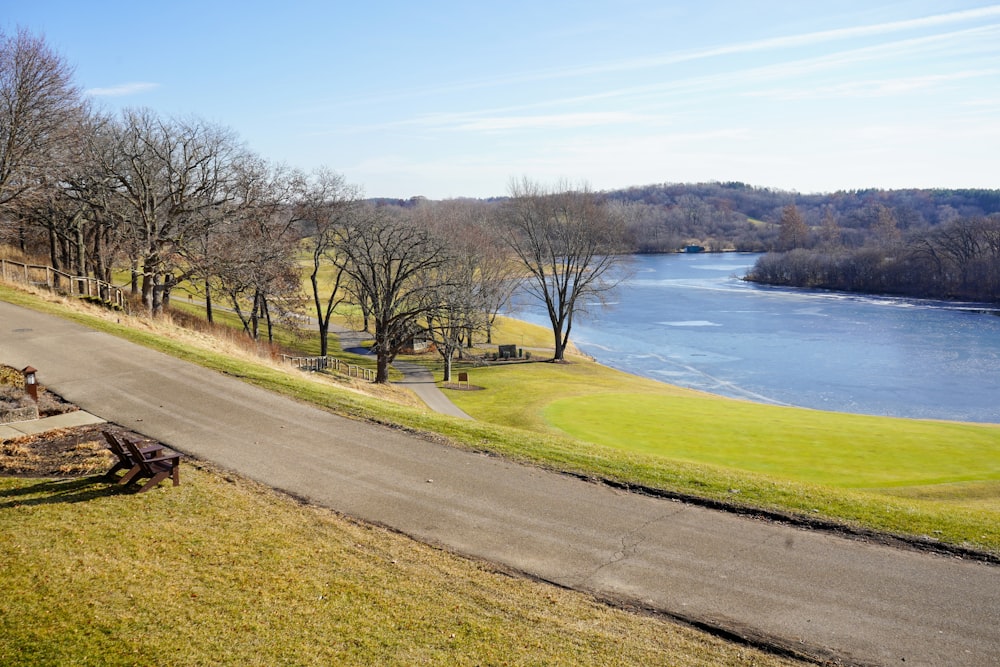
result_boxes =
[604,182,1000,253]
[377,183,1000,253]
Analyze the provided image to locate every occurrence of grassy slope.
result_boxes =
[4,283,999,558]
[0,285,801,665]
[445,357,1000,552]
[544,393,1000,489]
[0,467,795,666]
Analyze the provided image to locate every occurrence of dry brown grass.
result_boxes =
[0,461,803,666]
[0,426,116,477]
[1,278,423,411]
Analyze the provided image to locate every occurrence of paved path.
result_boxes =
[301,319,470,419]
[389,359,472,419]
[178,298,467,419]
[2,300,998,667]
[0,409,105,441]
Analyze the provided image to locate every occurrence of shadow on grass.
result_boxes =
[0,475,123,507]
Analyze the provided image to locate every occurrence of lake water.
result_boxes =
[512,252,1000,424]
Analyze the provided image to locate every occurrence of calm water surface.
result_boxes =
[513,253,1000,423]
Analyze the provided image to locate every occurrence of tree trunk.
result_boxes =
[205,280,214,323]
[47,224,59,278]
[141,268,154,310]
[376,352,389,383]
[250,302,259,341]
[319,322,329,357]
[150,274,164,315]
[262,293,274,343]
[93,226,107,283]
[551,322,565,360]
[442,350,453,382]
[75,215,86,277]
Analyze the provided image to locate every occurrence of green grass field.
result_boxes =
[545,393,1000,489]
[443,355,1000,549]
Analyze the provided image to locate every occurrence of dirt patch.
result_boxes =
[442,383,485,391]
[0,423,155,478]
[0,364,123,477]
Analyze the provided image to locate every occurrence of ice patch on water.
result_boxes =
[660,320,721,327]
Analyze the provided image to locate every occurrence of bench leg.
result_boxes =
[135,471,169,494]
[118,465,142,486]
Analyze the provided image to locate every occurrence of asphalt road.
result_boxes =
[2,300,998,666]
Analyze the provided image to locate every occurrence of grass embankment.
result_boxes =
[0,466,795,666]
[0,286,804,665]
[444,356,1000,554]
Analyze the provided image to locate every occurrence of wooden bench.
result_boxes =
[102,430,181,493]
[103,431,163,480]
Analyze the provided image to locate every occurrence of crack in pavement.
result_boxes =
[574,509,686,587]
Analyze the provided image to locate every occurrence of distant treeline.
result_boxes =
[744,216,1000,304]
[373,183,1000,303]
[570,182,999,303]
[380,182,1000,257]
[590,182,1000,254]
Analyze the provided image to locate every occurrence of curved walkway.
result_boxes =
[2,300,998,667]
[390,360,472,419]
[327,323,471,419]
[178,299,468,419]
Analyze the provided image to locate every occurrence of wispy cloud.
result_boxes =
[509,24,1000,112]
[85,82,160,97]
[750,69,1000,101]
[446,112,656,132]
[577,5,1000,76]
[314,110,662,137]
[372,5,1000,97]
[289,6,1000,121]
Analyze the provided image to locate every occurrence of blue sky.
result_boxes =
[5,1,999,199]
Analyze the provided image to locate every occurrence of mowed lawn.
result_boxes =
[445,357,1000,514]
[544,393,1000,489]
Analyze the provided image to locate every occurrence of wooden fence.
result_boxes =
[280,354,376,382]
[0,259,129,311]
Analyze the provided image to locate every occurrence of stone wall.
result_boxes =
[0,405,39,424]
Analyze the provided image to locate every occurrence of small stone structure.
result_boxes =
[0,405,39,424]
[498,344,518,360]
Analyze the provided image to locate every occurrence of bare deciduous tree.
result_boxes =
[778,203,809,250]
[192,154,299,340]
[0,28,81,211]
[98,108,243,314]
[292,167,362,357]
[332,204,450,383]
[415,200,493,382]
[501,178,628,361]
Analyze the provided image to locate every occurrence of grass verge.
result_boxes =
[0,465,798,666]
